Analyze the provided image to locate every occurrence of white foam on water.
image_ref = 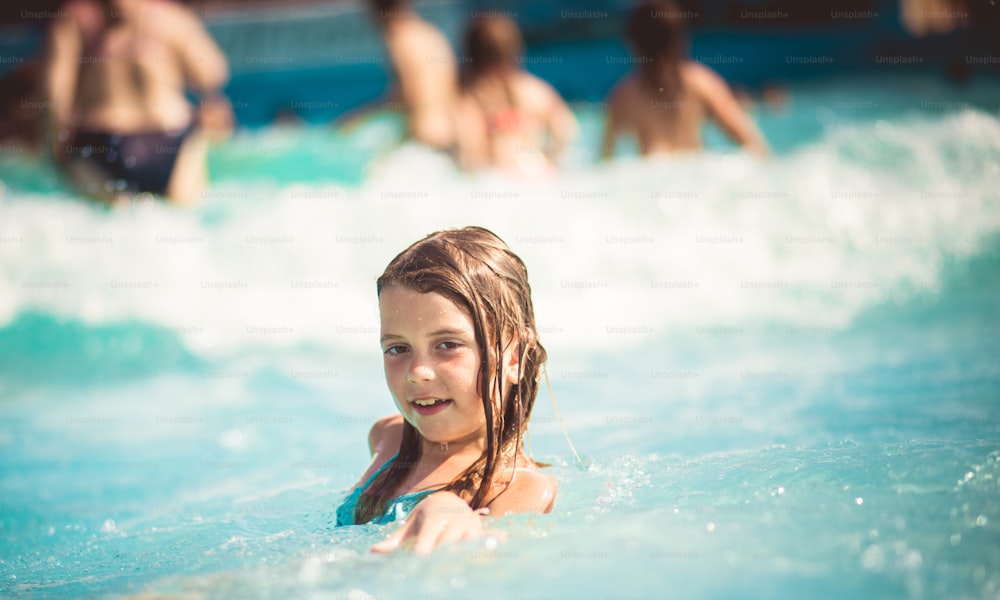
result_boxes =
[1,110,998,358]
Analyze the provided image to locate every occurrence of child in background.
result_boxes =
[336,226,557,555]
[457,16,578,175]
[601,0,767,159]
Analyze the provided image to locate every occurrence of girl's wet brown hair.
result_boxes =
[354,226,546,523]
[627,0,689,100]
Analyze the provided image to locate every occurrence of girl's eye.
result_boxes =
[437,341,460,350]
[384,345,408,356]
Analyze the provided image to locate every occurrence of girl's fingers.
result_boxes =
[437,521,471,547]
[370,536,400,553]
[370,520,411,554]
[412,518,449,556]
[370,494,489,555]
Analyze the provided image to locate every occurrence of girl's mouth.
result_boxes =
[411,398,453,416]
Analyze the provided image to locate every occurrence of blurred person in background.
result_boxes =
[601,0,767,159]
[0,60,46,157]
[348,0,459,152]
[456,14,578,175]
[900,0,969,35]
[900,0,1000,83]
[43,0,232,205]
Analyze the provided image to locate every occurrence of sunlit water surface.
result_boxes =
[1,75,999,599]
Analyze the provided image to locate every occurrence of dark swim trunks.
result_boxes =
[69,125,193,195]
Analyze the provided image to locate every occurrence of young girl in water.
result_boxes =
[336,226,557,554]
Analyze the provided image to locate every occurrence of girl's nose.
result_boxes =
[406,352,435,383]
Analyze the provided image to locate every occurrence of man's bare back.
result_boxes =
[45,0,229,204]
[602,2,766,160]
[49,0,227,134]
[602,60,767,158]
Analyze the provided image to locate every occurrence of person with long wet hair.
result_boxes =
[601,0,767,158]
[43,0,231,205]
[336,226,557,555]
[456,14,577,174]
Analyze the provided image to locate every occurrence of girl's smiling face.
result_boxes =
[379,286,491,448]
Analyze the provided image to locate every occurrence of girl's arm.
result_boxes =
[370,468,556,554]
[371,491,489,555]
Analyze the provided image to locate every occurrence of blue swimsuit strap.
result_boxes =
[376,454,440,500]
[336,454,397,526]
[338,453,455,526]
[358,451,400,493]
[360,453,444,509]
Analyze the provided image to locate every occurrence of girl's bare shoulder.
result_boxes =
[368,414,404,456]
[487,464,558,515]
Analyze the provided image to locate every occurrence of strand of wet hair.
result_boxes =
[542,364,586,468]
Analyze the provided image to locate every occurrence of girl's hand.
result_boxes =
[370,492,492,555]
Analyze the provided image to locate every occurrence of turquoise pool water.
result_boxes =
[1,74,999,599]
